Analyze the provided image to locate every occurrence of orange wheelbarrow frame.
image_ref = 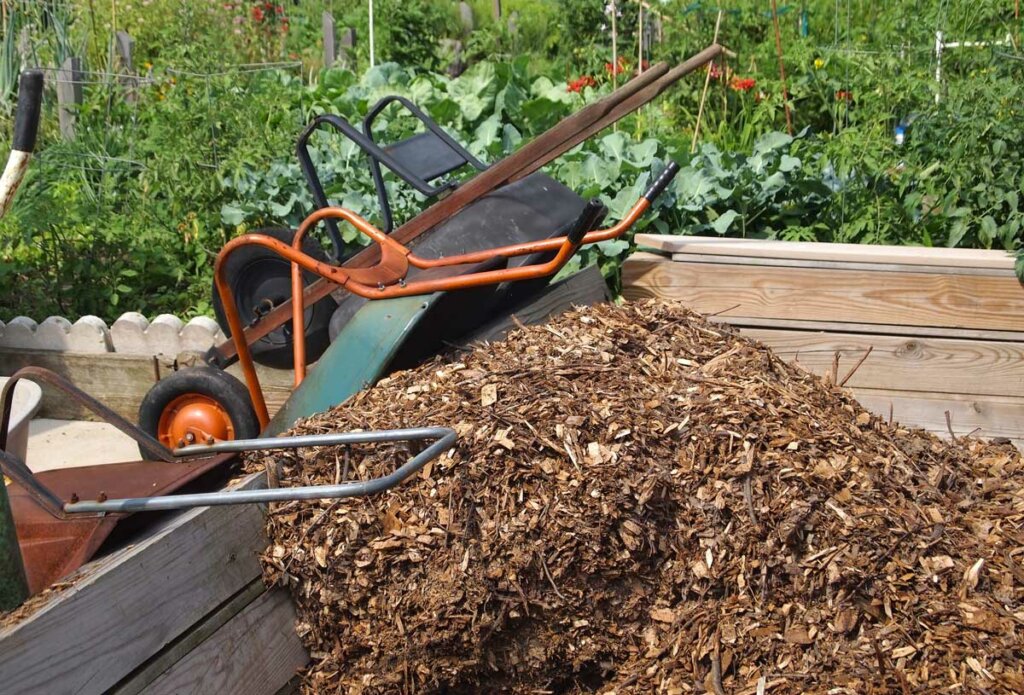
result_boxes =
[214,162,680,428]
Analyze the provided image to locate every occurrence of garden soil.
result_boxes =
[250,300,1024,694]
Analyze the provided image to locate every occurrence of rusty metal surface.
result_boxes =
[4,453,235,594]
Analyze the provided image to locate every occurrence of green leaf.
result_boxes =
[979,215,998,245]
[778,155,801,173]
[220,204,246,226]
[753,131,793,155]
[947,218,969,248]
[625,140,659,169]
[599,132,628,162]
[761,171,787,195]
[711,209,741,235]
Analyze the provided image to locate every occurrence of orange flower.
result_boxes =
[730,77,756,92]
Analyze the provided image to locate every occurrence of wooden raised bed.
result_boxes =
[0,268,608,694]
[623,235,1024,447]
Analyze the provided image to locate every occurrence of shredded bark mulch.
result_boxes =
[250,299,1024,694]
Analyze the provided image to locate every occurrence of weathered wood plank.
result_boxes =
[635,234,1016,270]
[111,580,268,695]
[712,316,1024,343]
[143,588,306,695]
[462,265,610,345]
[0,348,155,420]
[0,347,293,421]
[743,328,1024,398]
[621,256,1024,332]
[665,252,1011,277]
[850,387,1024,446]
[0,496,267,694]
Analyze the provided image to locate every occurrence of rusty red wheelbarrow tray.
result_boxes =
[0,366,456,597]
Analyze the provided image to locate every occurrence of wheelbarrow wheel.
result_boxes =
[137,367,259,458]
[212,227,338,369]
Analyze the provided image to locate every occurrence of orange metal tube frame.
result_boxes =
[216,196,651,428]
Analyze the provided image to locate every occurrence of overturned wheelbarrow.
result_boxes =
[138,44,721,449]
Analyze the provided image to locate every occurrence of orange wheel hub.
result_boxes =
[157,393,234,449]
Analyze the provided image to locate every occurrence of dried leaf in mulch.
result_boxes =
[248,299,1024,694]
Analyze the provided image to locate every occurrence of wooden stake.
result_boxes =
[770,0,794,135]
[611,0,618,92]
[691,11,723,153]
[637,0,644,74]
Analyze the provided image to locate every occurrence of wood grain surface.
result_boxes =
[635,234,1016,270]
[622,255,1024,332]
[745,328,1024,397]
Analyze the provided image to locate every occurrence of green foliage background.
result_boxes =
[0,0,1022,319]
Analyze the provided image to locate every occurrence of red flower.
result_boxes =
[604,57,628,76]
[275,4,284,14]
[835,90,853,101]
[567,75,596,93]
[708,62,721,79]
[730,77,756,92]
[251,5,264,21]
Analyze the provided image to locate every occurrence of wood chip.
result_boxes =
[246,300,1024,694]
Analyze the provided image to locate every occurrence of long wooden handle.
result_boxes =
[363,61,672,257]
[510,44,724,183]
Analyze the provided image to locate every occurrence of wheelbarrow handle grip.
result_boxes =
[567,199,608,246]
[13,70,44,153]
[642,161,680,203]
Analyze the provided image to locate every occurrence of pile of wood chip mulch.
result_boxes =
[250,299,1024,694]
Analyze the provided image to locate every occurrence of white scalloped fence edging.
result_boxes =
[0,313,225,356]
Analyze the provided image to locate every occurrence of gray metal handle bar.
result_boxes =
[7,427,455,515]
[64,427,456,514]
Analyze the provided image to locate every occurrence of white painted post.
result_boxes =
[611,1,618,91]
[934,31,943,104]
[637,0,643,73]
[368,0,375,68]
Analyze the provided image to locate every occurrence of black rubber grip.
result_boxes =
[567,199,607,246]
[13,70,44,153]
[643,161,681,202]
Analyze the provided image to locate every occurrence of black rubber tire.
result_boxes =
[212,227,338,369]
[137,367,260,459]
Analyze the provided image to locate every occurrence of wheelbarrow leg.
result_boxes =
[0,480,29,611]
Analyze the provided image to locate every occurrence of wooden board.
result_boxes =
[621,255,1024,332]
[635,234,1016,270]
[0,349,155,420]
[0,496,267,694]
[712,316,1024,343]
[666,253,1011,277]
[850,387,1024,446]
[0,347,293,421]
[142,589,306,695]
[743,328,1024,398]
